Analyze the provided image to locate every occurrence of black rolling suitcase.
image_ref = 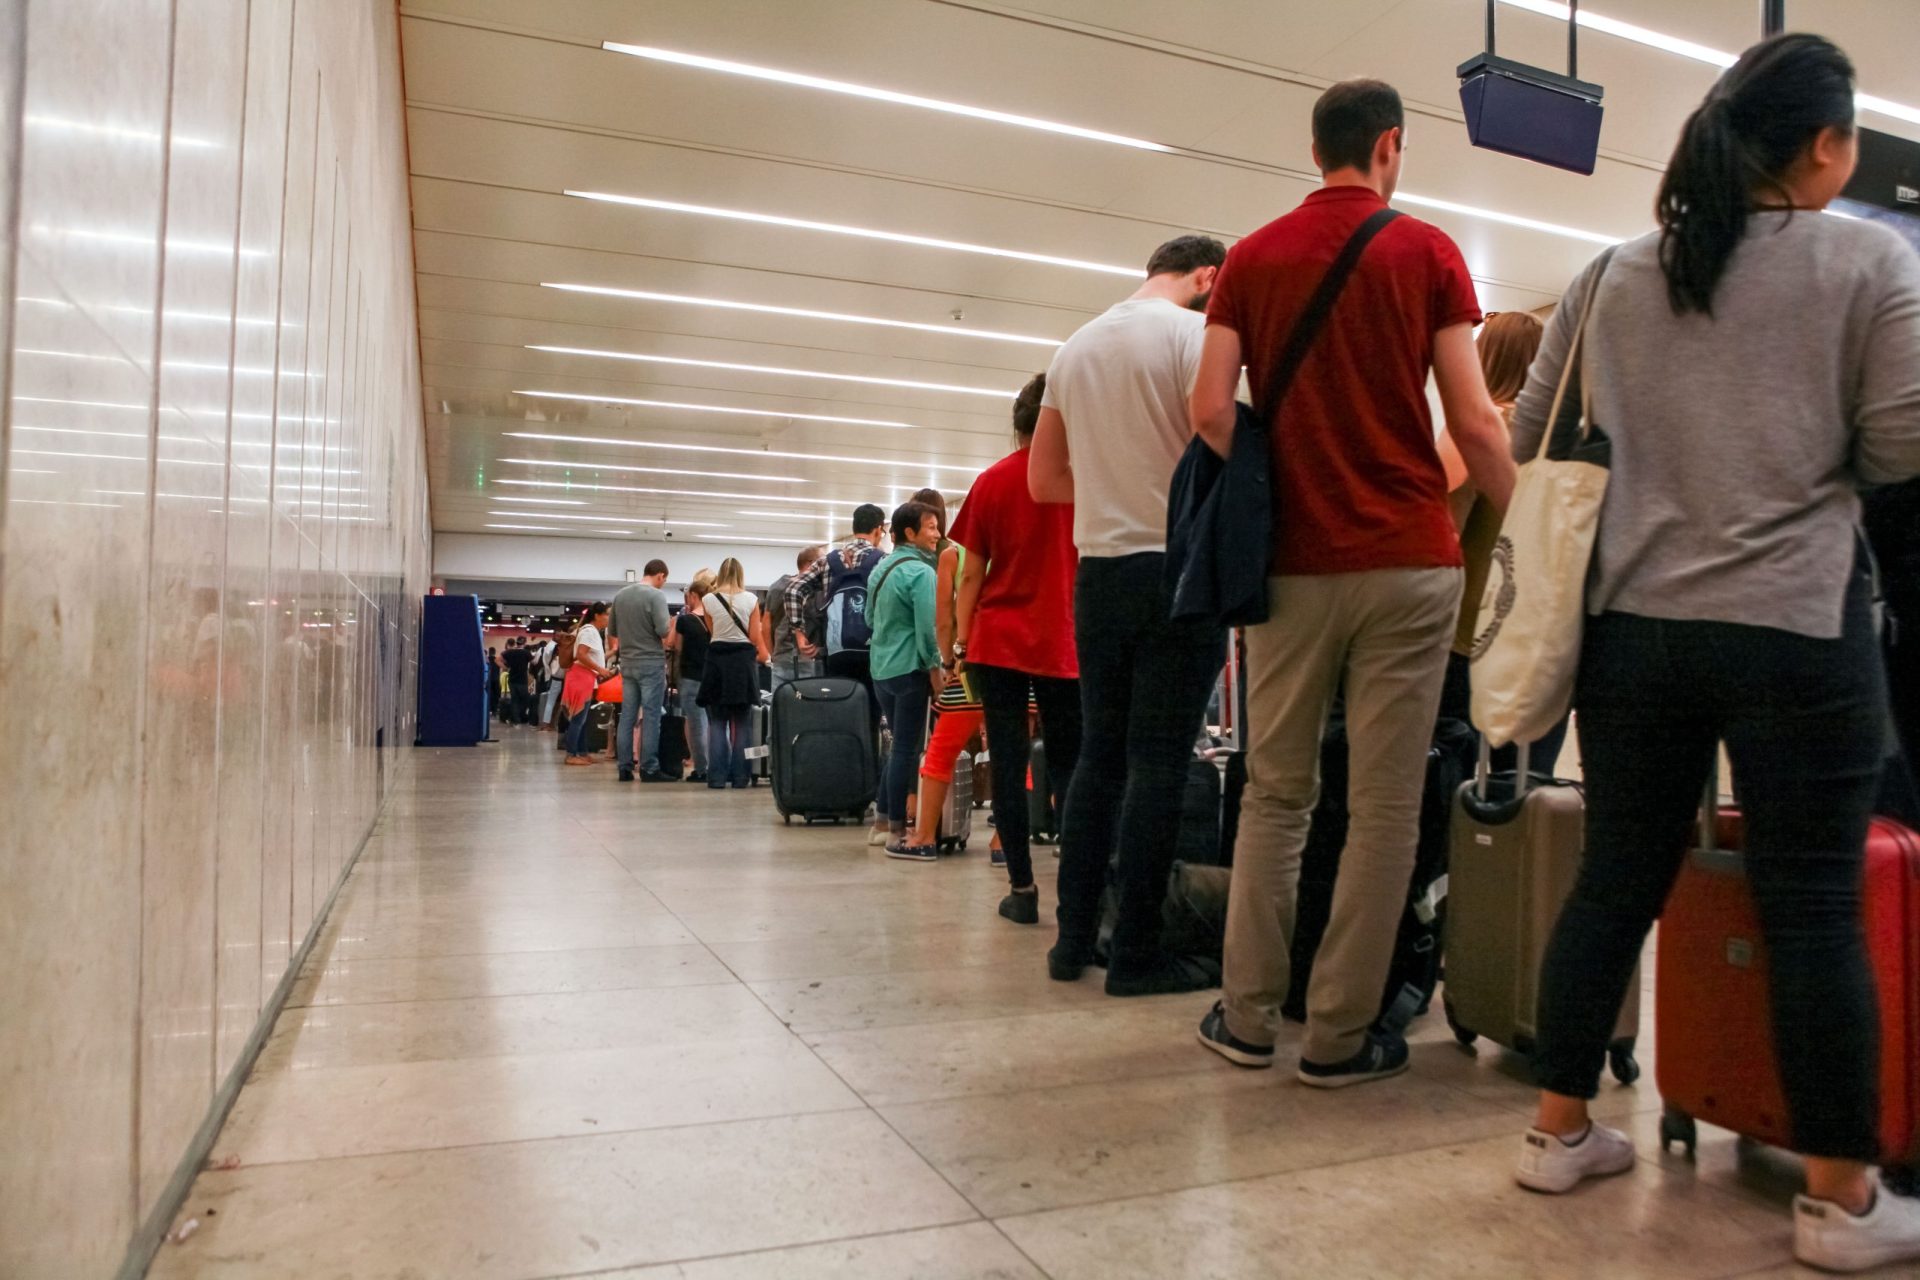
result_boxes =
[582,701,616,755]
[771,677,877,823]
[1028,738,1058,844]
[1283,713,1475,1025]
[657,707,689,779]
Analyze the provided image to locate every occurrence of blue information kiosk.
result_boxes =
[416,593,490,746]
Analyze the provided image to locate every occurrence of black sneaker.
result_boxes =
[1298,1029,1410,1089]
[639,770,671,783]
[1196,1001,1274,1069]
[616,768,635,783]
[998,890,1039,925]
[1105,954,1220,998]
[1048,939,1096,982]
[686,771,707,784]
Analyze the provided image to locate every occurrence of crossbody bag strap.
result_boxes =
[1254,206,1404,429]
[713,593,749,637]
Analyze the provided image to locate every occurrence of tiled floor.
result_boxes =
[150,730,1904,1278]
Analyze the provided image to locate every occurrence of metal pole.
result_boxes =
[1485,0,1497,55]
[1762,0,1785,36]
[1568,0,1580,78]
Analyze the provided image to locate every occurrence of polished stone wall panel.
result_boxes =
[0,1,432,1273]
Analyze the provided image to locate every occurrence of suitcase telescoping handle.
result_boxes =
[1473,735,1532,802]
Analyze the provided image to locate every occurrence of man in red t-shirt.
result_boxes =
[1189,80,1516,1087]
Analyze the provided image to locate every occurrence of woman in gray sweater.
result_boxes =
[1507,34,1920,1273]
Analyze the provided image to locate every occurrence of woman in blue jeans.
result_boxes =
[667,568,714,784]
[866,501,948,857]
[693,559,767,789]
[1507,35,1920,1272]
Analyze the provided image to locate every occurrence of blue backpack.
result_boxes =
[823,547,880,657]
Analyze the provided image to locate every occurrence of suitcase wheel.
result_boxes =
[1659,1108,1698,1159]
[1607,1043,1641,1087]
[1886,1165,1917,1198]
[782,815,791,826]
[1442,1000,1477,1049]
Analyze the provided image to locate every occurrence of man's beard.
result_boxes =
[1186,290,1211,312]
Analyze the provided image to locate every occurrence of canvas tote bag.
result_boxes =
[1470,250,1615,748]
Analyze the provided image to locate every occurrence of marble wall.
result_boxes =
[0,2,432,1274]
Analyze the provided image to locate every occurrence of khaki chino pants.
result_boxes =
[1222,567,1461,1063]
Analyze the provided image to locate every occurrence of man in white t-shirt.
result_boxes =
[1028,234,1229,998]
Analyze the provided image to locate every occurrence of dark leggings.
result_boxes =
[1532,568,1885,1160]
[973,663,1081,891]
[874,672,931,827]
[1056,554,1226,972]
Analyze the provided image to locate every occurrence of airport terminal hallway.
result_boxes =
[150,731,1864,1278]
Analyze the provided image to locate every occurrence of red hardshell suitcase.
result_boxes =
[1655,808,1920,1182]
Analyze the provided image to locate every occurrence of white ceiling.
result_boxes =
[399,0,1920,547]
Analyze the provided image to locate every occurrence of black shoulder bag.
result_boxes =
[1166,206,1404,627]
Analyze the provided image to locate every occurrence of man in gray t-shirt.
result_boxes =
[608,559,673,781]
[765,544,825,690]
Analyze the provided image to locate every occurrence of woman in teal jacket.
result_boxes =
[866,500,948,859]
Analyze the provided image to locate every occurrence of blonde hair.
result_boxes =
[713,558,746,593]
[688,568,717,599]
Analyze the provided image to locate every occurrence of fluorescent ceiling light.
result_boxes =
[1495,0,1920,126]
[514,387,913,430]
[694,533,835,545]
[1394,192,1619,246]
[492,495,588,506]
[736,509,827,521]
[526,348,1013,400]
[541,282,1060,348]
[507,431,983,476]
[486,510,728,528]
[500,456,812,483]
[485,523,567,532]
[26,115,219,149]
[565,190,1138,277]
[602,42,1171,153]
[498,478,872,508]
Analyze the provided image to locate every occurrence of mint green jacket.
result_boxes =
[866,546,939,682]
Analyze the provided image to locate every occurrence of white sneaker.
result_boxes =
[1514,1122,1637,1194]
[1795,1175,1920,1273]
[867,826,890,847]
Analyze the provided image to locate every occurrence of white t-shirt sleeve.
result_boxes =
[1178,311,1206,396]
[575,624,605,668]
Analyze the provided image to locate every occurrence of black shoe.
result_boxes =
[1196,1001,1274,1069]
[1048,939,1096,982]
[998,890,1039,925]
[1104,954,1221,998]
[1297,1029,1410,1089]
[686,771,707,784]
[639,770,671,784]
[617,768,634,783]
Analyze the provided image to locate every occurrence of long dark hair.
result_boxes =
[1656,33,1855,316]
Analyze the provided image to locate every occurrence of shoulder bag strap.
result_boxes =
[1254,206,1404,429]
[713,593,750,637]
[1535,245,1618,463]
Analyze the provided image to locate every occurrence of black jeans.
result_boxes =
[1532,568,1885,1160]
[1058,553,1226,972]
[973,662,1081,891]
[873,672,931,826]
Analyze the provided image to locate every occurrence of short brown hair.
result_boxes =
[1312,79,1403,173]
[1013,372,1045,439]
[1145,235,1226,278]
[643,558,668,578]
[797,544,823,570]
[1476,311,1545,406]
[909,488,947,534]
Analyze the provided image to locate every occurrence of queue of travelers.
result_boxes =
[522,36,1920,1270]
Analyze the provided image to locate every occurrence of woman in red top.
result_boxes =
[950,373,1081,925]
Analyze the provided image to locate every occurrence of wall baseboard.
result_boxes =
[115,767,400,1280]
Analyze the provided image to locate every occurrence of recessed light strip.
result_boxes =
[492,495,588,506]
[601,43,1172,153]
[497,478,890,508]
[541,283,1061,348]
[564,190,1139,277]
[1393,193,1620,246]
[524,347,1016,400]
[486,510,729,528]
[513,388,912,430]
[694,533,844,545]
[499,456,815,484]
[505,431,983,476]
[1494,0,1920,126]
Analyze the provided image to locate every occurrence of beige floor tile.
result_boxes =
[883,1060,1522,1217]
[287,944,734,1007]
[596,1222,1046,1279]
[708,923,1053,984]
[805,1001,1224,1107]
[316,910,697,960]
[152,1112,977,1279]
[252,983,790,1072]
[215,1037,860,1164]
[998,1130,1793,1279]
[752,959,1110,1035]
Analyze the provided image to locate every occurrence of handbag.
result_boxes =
[1469,249,1617,748]
[596,673,623,705]
[1166,207,1404,628]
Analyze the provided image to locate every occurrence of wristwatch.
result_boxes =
[951,639,967,661]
